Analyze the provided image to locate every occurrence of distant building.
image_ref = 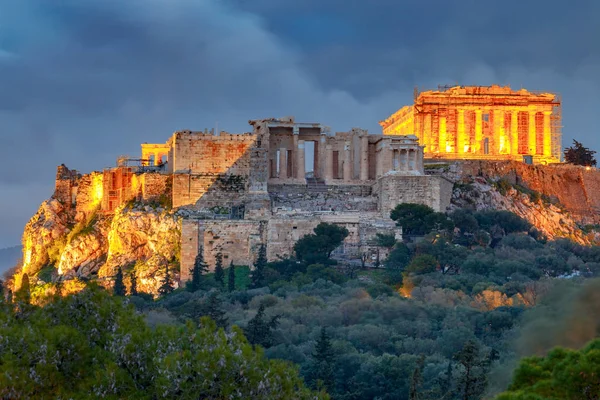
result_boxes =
[380,85,562,164]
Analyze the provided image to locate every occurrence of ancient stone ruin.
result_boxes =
[380,85,562,164]
[52,116,453,280]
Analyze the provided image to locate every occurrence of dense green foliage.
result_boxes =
[0,286,326,399]
[496,338,600,399]
[294,223,349,263]
[113,267,126,296]
[564,139,597,167]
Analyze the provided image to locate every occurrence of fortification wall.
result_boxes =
[180,219,266,278]
[377,175,454,216]
[74,172,104,221]
[171,132,257,174]
[456,161,600,223]
[54,165,80,207]
[269,184,376,212]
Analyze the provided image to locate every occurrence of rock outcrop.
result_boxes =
[22,200,181,295]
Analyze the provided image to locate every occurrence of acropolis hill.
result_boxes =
[18,86,600,294]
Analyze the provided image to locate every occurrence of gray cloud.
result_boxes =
[0,0,598,247]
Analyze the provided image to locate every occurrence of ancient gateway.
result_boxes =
[55,117,453,278]
[380,85,562,164]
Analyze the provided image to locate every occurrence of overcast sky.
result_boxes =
[1,0,599,248]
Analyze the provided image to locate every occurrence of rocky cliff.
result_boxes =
[443,161,600,244]
[21,198,181,295]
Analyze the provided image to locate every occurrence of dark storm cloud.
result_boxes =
[0,0,598,247]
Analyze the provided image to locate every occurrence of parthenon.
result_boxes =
[379,85,562,164]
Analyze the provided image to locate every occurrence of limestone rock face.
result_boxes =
[22,201,181,295]
[451,177,597,244]
[22,199,70,276]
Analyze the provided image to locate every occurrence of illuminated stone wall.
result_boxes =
[380,85,561,164]
[376,175,454,216]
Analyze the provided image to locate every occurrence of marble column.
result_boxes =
[528,109,537,155]
[343,141,351,181]
[511,110,519,156]
[360,135,369,180]
[457,109,466,154]
[475,110,483,153]
[423,114,432,152]
[325,145,333,181]
[439,116,447,153]
[493,109,505,154]
[292,134,299,178]
[297,141,305,181]
[543,111,552,157]
[279,147,287,179]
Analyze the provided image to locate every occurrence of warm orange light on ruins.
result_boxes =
[92,174,103,204]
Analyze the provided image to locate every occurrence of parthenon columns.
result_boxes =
[439,116,447,153]
[543,111,552,157]
[493,109,505,154]
[511,110,519,156]
[279,147,287,178]
[475,110,482,153]
[343,141,351,181]
[528,108,537,155]
[457,109,466,154]
[292,134,299,177]
[423,114,432,151]
[297,141,305,181]
[360,135,369,180]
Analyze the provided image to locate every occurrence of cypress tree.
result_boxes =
[0,279,4,302]
[409,355,425,400]
[189,248,207,292]
[204,291,228,328]
[250,244,267,289]
[227,261,236,292]
[158,264,175,296]
[113,267,126,296]
[214,252,224,288]
[129,272,138,296]
[17,273,31,304]
[310,327,335,390]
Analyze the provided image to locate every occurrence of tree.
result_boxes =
[203,291,228,328]
[113,267,126,296]
[129,272,138,296]
[0,286,327,399]
[244,303,280,348]
[497,338,600,400]
[454,340,488,400]
[376,233,397,249]
[227,261,236,292]
[564,139,597,167]
[250,244,267,289]
[294,223,349,263]
[409,355,425,400]
[158,264,174,296]
[308,327,336,390]
[0,279,3,302]
[214,252,224,288]
[391,203,453,236]
[188,248,208,292]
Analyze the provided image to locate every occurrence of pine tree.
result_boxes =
[244,303,280,348]
[310,327,335,390]
[409,355,425,400]
[250,244,267,289]
[129,272,138,296]
[214,252,224,289]
[564,139,597,167]
[227,261,236,292]
[158,264,175,296]
[454,340,487,400]
[188,248,207,292]
[113,267,126,296]
[204,291,228,328]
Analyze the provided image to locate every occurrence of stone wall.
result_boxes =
[171,132,257,174]
[74,172,104,222]
[377,175,454,216]
[269,184,376,212]
[54,165,81,207]
[139,173,170,202]
[180,219,266,278]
